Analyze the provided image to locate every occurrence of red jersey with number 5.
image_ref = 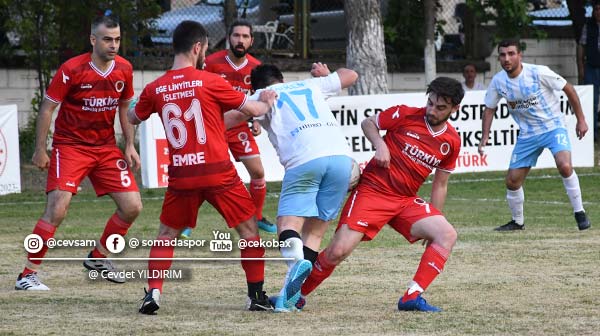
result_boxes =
[360,105,461,196]
[134,66,247,190]
[45,53,134,146]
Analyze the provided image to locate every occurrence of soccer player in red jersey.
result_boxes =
[130,21,276,315]
[298,77,465,312]
[180,20,275,238]
[15,15,143,291]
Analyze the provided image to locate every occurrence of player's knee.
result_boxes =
[249,167,265,179]
[122,200,143,221]
[325,244,349,265]
[236,218,259,238]
[556,162,573,177]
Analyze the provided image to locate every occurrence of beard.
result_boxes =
[426,113,450,126]
[196,55,205,70]
[230,43,248,58]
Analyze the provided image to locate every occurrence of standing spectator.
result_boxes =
[461,63,485,91]
[577,0,600,141]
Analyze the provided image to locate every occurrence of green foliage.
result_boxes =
[383,0,445,70]
[2,0,162,110]
[466,0,547,45]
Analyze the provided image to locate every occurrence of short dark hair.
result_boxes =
[228,19,253,37]
[91,15,119,34]
[497,38,521,53]
[426,77,464,106]
[463,63,477,72]
[251,64,284,91]
[172,21,208,54]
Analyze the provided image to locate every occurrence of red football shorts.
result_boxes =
[227,123,260,161]
[159,181,256,230]
[337,185,443,243]
[46,144,139,196]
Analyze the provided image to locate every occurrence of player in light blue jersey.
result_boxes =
[225,62,358,312]
[479,38,590,231]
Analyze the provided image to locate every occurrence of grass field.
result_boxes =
[1,167,599,335]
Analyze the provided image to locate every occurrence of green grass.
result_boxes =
[1,167,599,335]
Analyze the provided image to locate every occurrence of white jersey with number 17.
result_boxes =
[251,72,350,169]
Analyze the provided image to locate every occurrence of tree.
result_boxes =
[424,0,437,85]
[345,0,388,95]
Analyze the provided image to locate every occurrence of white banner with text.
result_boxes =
[139,86,594,187]
[0,104,21,195]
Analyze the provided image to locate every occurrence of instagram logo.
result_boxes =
[24,234,43,253]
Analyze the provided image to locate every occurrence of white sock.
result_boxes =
[562,171,584,213]
[507,187,524,225]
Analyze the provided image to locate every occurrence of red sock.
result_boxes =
[401,243,449,302]
[301,249,337,296]
[23,219,57,275]
[147,236,174,292]
[250,178,267,220]
[240,236,265,283]
[91,213,133,258]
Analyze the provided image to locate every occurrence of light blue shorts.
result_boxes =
[278,155,353,221]
[509,127,571,169]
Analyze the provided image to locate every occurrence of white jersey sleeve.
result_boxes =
[484,77,502,109]
[305,72,342,99]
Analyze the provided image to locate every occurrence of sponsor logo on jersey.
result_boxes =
[81,84,92,89]
[406,131,420,140]
[62,71,70,84]
[402,143,442,168]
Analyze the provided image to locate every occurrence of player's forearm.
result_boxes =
[224,110,249,129]
[119,105,136,146]
[361,117,385,149]
[34,99,57,151]
[480,108,495,146]
[564,84,586,122]
[430,171,450,211]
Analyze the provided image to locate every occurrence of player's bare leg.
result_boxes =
[16,190,72,291]
[84,191,142,284]
[300,224,364,304]
[398,215,457,312]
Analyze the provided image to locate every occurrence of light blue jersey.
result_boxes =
[250,73,350,169]
[485,63,567,138]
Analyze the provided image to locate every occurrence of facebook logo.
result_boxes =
[106,234,125,254]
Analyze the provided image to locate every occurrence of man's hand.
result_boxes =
[477,142,486,156]
[124,145,141,171]
[250,120,262,136]
[258,89,277,107]
[32,148,50,170]
[576,119,589,140]
[310,62,330,77]
[373,143,391,169]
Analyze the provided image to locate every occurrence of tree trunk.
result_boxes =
[424,0,436,85]
[345,0,388,95]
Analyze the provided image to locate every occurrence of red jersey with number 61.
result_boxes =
[134,66,247,190]
[360,105,461,196]
[45,53,134,146]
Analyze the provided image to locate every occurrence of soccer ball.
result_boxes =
[348,159,361,191]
